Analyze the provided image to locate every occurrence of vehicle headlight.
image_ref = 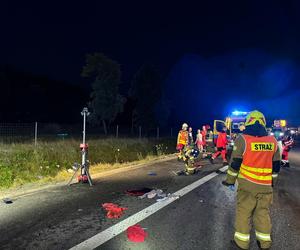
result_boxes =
[270,132,274,135]
[290,130,295,134]
[279,132,284,136]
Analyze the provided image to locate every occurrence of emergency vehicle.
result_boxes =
[270,120,287,141]
[213,111,249,160]
[213,111,249,141]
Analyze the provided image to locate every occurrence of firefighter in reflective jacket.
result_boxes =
[222,110,281,250]
[177,123,189,160]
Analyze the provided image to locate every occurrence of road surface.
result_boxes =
[1,148,300,250]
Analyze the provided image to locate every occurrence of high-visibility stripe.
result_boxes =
[227,169,238,177]
[234,232,250,242]
[255,231,271,241]
[179,140,187,145]
[241,164,272,174]
[239,173,272,185]
[240,168,272,181]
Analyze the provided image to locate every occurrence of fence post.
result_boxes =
[116,125,119,138]
[157,127,159,139]
[139,126,141,140]
[34,122,38,146]
[171,127,173,137]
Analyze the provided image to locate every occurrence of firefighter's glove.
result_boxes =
[222,180,235,191]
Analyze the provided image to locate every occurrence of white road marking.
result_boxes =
[69,166,228,250]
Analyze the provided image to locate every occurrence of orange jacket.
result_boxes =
[239,135,277,186]
[177,130,188,145]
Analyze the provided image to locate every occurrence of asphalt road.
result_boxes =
[1,148,300,250]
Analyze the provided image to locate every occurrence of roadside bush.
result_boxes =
[0,137,175,188]
[0,165,14,188]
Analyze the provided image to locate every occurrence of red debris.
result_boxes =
[126,224,148,242]
[102,203,127,219]
[125,188,153,196]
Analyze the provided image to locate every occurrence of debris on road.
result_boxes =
[126,188,153,196]
[156,193,180,202]
[148,171,157,176]
[3,198,13,204]
[126,224,148,242]
[139,189,166,199]
[102,203,127,219]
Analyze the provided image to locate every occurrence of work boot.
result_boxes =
[257,240,270,250]
[223,162,229,167]
[230,240,246,250]
[209,157,214,164]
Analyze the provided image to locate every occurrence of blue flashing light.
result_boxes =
[232,110,248,116]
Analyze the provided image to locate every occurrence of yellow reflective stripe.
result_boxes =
[272,173,278,178]
[227,169,238,177]
[241,164,272,173]
[238,173,245,179]
[240,168,272,181]
[255,231,271,241]
[186,166,195,171]
[234,232,250,242]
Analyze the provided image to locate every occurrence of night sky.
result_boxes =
[1,1,300,125]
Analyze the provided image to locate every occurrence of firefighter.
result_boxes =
[176,123,189,160]
[222,110,281,250]
[183,144,200,174]
[174,144,200,175]
[210,126,228,166]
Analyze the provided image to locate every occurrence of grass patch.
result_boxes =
[0,138,175,189]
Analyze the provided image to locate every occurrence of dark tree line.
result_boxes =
[0,54,171,131]
[82,53,170,134]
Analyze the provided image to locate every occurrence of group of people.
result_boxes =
[176,110,295,249]
[177,123,208,152]
[176,123,208,175]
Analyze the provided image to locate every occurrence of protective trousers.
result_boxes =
[212,147,227,162]
[234,185,273,249]
[185,157,195,174]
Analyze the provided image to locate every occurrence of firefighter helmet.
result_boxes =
[245,110,266,127]
[182,123,188,129]
[190,148,200,158]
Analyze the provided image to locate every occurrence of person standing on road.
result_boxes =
[201,125,207,151]
[222,110,281,250]
[281,135,294,168]
[210,126,228,166]
[176,123,189,160]
[195,129,203,152]
[188,127,194,145]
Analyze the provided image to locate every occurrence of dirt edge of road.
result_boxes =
[0,154,177,200]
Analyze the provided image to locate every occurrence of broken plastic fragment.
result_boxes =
[102,203,127,219]
[126,224,148,242]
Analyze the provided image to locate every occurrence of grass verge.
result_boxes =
[0,137,175,189]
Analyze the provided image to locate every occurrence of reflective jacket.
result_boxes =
[239,135,278,186]
[177,130,188,145]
